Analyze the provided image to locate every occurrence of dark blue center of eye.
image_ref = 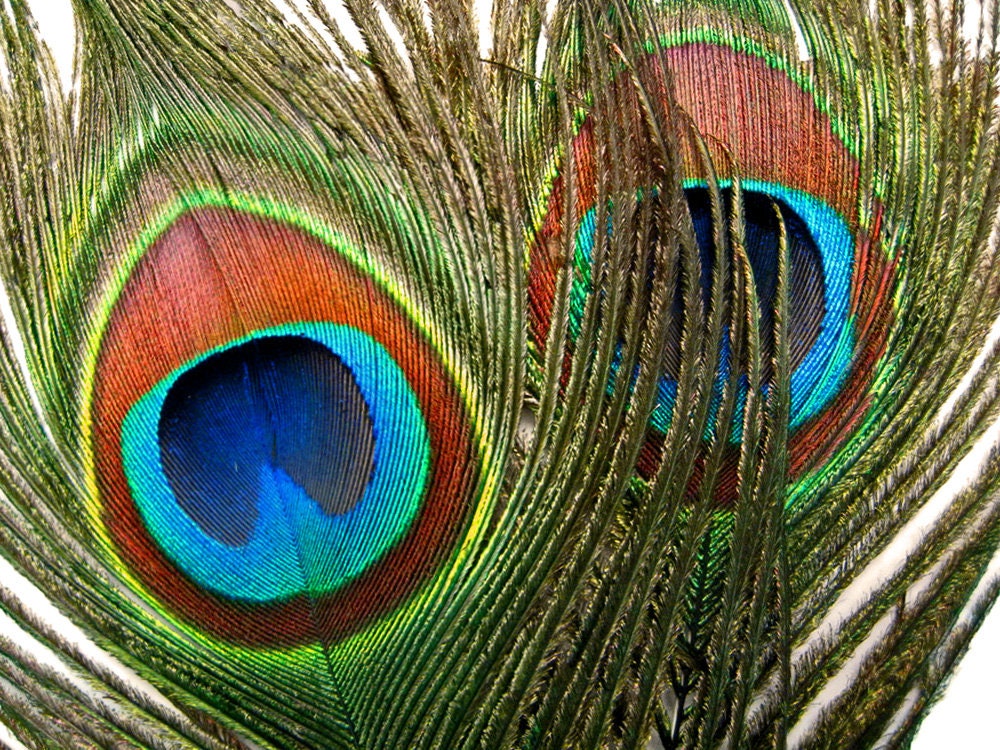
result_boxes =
[157,336,375,547]
[664,187,825,380]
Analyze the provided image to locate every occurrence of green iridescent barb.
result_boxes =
[0,0,999,748]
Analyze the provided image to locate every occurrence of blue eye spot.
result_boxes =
[157,336,377,547]
[120,322,431,603]
[573,181,855,436]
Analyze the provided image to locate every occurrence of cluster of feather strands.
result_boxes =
[2,0,1000,747]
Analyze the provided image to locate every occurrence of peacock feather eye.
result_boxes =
[528,40,894,495]
[88,203,473,645]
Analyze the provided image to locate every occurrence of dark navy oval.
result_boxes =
[157,336,375,547]
[668,187,826,381]
[572,180,855,434]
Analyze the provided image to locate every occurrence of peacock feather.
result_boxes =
[1,0,999,747]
